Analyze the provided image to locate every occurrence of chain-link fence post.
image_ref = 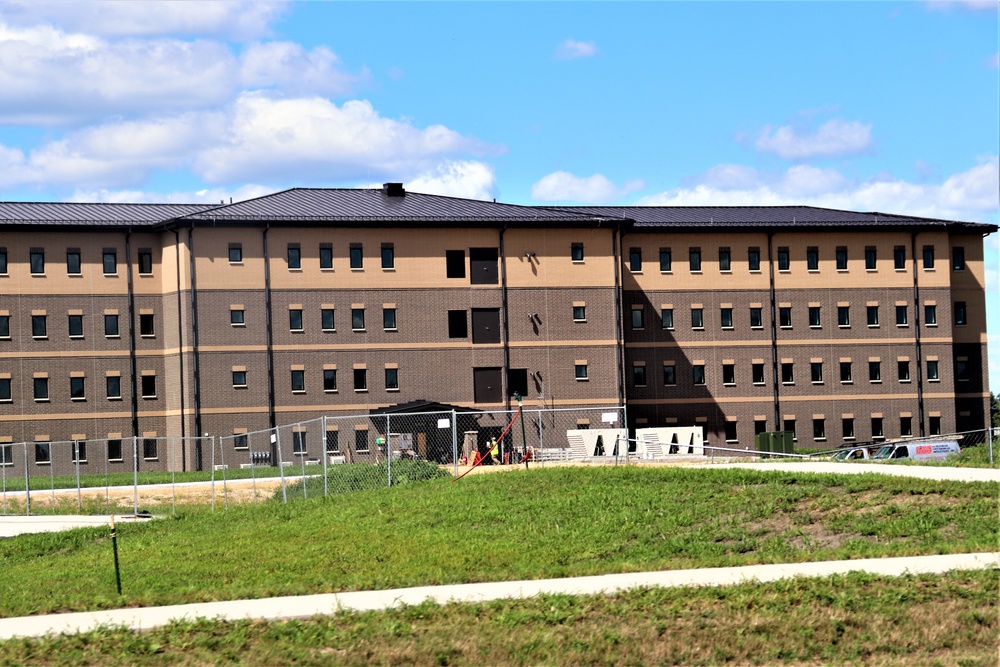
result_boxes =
[322,415,329,497]
[386,414,392,488]
[210,433,217,511]
[452,410,458,476]
[275,428,287,503]
[23,442,30,515]
[74,440,82,512]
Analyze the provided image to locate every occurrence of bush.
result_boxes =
[273,459,450,500]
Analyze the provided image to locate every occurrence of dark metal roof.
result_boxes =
[0,201,215,227]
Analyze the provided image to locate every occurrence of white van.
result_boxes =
[871,440,960,462]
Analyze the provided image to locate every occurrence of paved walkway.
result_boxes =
[0,552,996,640]
[692,461,1000,483]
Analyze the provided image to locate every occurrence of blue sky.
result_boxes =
[1,0,997,389]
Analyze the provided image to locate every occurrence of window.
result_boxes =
[779,307,792,328]
[898,360,910,382]
[287,245,301,269]
[446,250,466,278]
[352,308,365,331]
[70,376,86,400]
[840,362,853,383]
[755,420,767,435]
[324,369,337,392]
[781,362,794,384]
[381,244,394,269]
[141,375,156,398]
[140,313,155,337]
[689,247,701,272]
[143,438,157,460]
[808,306,821,328]
[692,364,706,385]
[571,243,584,262]
[106,376,121,399]
[628,247,642,272]
[319,243,333,269]
[954,302,967,326]
[720,308,733,329]
[752,363,765,385]
[32,314,47,338]
[663,365,676,386]
[383,308,397,330]
[325,430,340,453]
[659,248,672,272]
[290,370,305,392]
[103,250,117,274]
[868,361,881,382]
[574,363,589,380]
[292,432,307,455]
[866,305,879,327]
[354,368,367,391]
[632,365,647,387]
[231,308,245,326]
[350,244,363,269]
[724,422,738,442]
[67,249,81,275]
[929,416,941,436]
[30,248,44,275]
[718,247,730,271]
[67,314,83,337]
[842,418,855,440]
[837,306,850,327]
[0,443,11,464]
[321,308,335,331]
[0,378,10,402]
[104,314,119,337]
[691,308,704,329]
[956,359,969,382]
[234,434,248,450]
[448,310,467,338]
[572,305,586,322]
[355,430,369,452]
[864,246,877,270]
[952,246,965,271]
[835,246,848,270]
[806,246,819,271]
[748,247,761,272]
[750,307,763,329]
[35,442,51,464]
[0,248,6,274]
[0,315,8,339]
[900,416,912,437]
[810,362,823,383]
[631,308,644,330]
[924,305,937,326]
[922,245,934,269]
[138,249,153,275]
[894,245,906,269]
[783,419,796,441]
[722,363,735,385]
[777,247,790,271]
[469,248,499,284]
[232,370,247,388]
[895,305,908,326]
[34,377,48,400]
[229,244,243,263]
[289,309,303,331]
[661,308,674,329]
[926,360,939,381]
[813,419,826,440]
[108,439,123,461]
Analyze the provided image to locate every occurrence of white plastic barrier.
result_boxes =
[634,426,705,458]
[565,429,628,459]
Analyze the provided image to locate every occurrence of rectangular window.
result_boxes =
[0,248,6,274]
[895,305,908,326]
[0,443,11,464]
[808,306,821,327]
[355,430,369,452]
[34,377,49,400]
[842,418,855,440]
[106,376,121,399]
[752,363,765,385]
[631,307,644,330]
[922,245,934,269]
[350,243,363,269]
[446,250,466,278]
[30,248,45,275]
[471,309,501,344]
[781,362,794,384]
[108,439,123,461]
[720,307,733,329]
[813,419,826,440]
[35,442,51,464]
[866,305,879,327]
[231,308,245,326]
[70,376,86,400]
[68,314,84,337]
[659,248,672,272]
[383,307,397,330]
[956,359,969,382]
[750,307,763,328]
[104,314,119,337]
[924,304,937,325]
[806,246,819,271]
[321,308,335,331]
[898,360,910,382]
[661,308,674,329]
[291,369,305,393]
[354,368,367,391]
[722,363,735,385]
[724,422,738,442]
[929,416,941,436]
[840,362,853,383]
[381,244,394,269]
[692,365,706,385]
[289,309,303,331]
[810,362,823,383]
[777,247,790,271]
[139,313,155,337]
[689,247,702,272]
[352,308,365,331]
[868,361,881,383]
[894,246,906,269]
[143,438,157,460]
[926,360,939,381]
[325,430,340,453]
[232,370,247,388]
[690,307,703,330]
[954,301,967,326]
[32,314,47,338]
[632,365,647,387]
[575,363,589,380]
[779,307,792,328]
[287,245,301,269]
[864,246,877,270]
[141,375,156,398]
[292,432,307,455]
[952,246,965,271]
[319,243,333,269]
[233,434,248,450]
[138,249,153,275]
[835,246,848,270]
[629,247,642,272]
[571,243,584,262]
[900,416,912,437]
[572,305,586,322]
[0,315,8,339]
[229,244,243,263]
[323,369,337,392]
[448,310,468,338]
[783,419,796,441]
[67,249,81,275]
[0,378,11,402]
[748,247,761,272]
[837,306,850,327]
[103,250,117,274]
[663,365,676,386]
[718,247,730,271]
[755,420,767,435]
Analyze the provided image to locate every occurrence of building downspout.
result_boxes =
[125,229,140,448]
[187,224,204,470]
[263,224,277,442]
[172,229,188,470]
[911,232,925,436]
[767,232,781,430]
[499,223,511,411]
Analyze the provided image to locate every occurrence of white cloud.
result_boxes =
[988,52,1000,69]
[555,39,597,60]
[926,0,999,12]
[67,183,274,205]
[754,119,873,160]
[406,161,497,200]
[239,42,366,96]
[531,172,646,204]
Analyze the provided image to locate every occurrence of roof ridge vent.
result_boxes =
[383,182,405,197]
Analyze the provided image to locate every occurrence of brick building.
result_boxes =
[0,184,993,468]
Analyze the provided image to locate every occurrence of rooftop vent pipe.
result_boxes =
[383,182,405,197]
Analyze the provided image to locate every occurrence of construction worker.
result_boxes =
[489,438,500,465]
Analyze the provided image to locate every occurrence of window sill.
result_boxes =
[108,397,122,401]
[811,381,824,385]
[867,325,880,329]
[814,438,827,442]
[32,336,48,340]
[229,261,243,266]
[144,458,159,462]
[34,398,49,403]
[231,323,246,328]
[896,324,909,328]
[723,383,736,387]
[865,269,877,273]
[68,272,82,277]
[350,268,365,272]
[355,389,369,393]
[324,389,338,394]
[30,273,45,277]
[382,268,395,272]
[752,382,765,386]
[0,399,11,403]
[103,273,118,277]
[140,334,155,339]
[925,323,938,328]
[869,381,882,385]
[288,268,303,272]
[106,335,121,339]
[573,319,587,324]
[138,272,153,277]
[575,378,589,382]
[233,385,248,390]
[142,396,158,400]
[69,335,84,340]
[384,328,398,333]
[809,326,821,330]
[692,327,704,332]
[629,270,643,274]
[807,269,819,274]
[291,390,305,395]
[290,329,304,334]
[71,397,86,402]
[690,270,703,275]
[387,388,400,392]
[320,267,334,272]
[841,381,854,385]
[322,328,336,333]
[352,329,366,333]
[721,326,734,331]
[659,270,672,275]
[663,327,675,331]
[838,325,851,329]
[35,461,51,466]
[750,326,763,330]
[927,379,940,383]
[781,382,794,386]
[719,270,732,275]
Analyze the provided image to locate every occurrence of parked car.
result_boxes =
[871,440,960,462]
[832,447,874,461]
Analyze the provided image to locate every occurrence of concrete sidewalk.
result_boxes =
[693,461,1000,483]
[0,552,996,641]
